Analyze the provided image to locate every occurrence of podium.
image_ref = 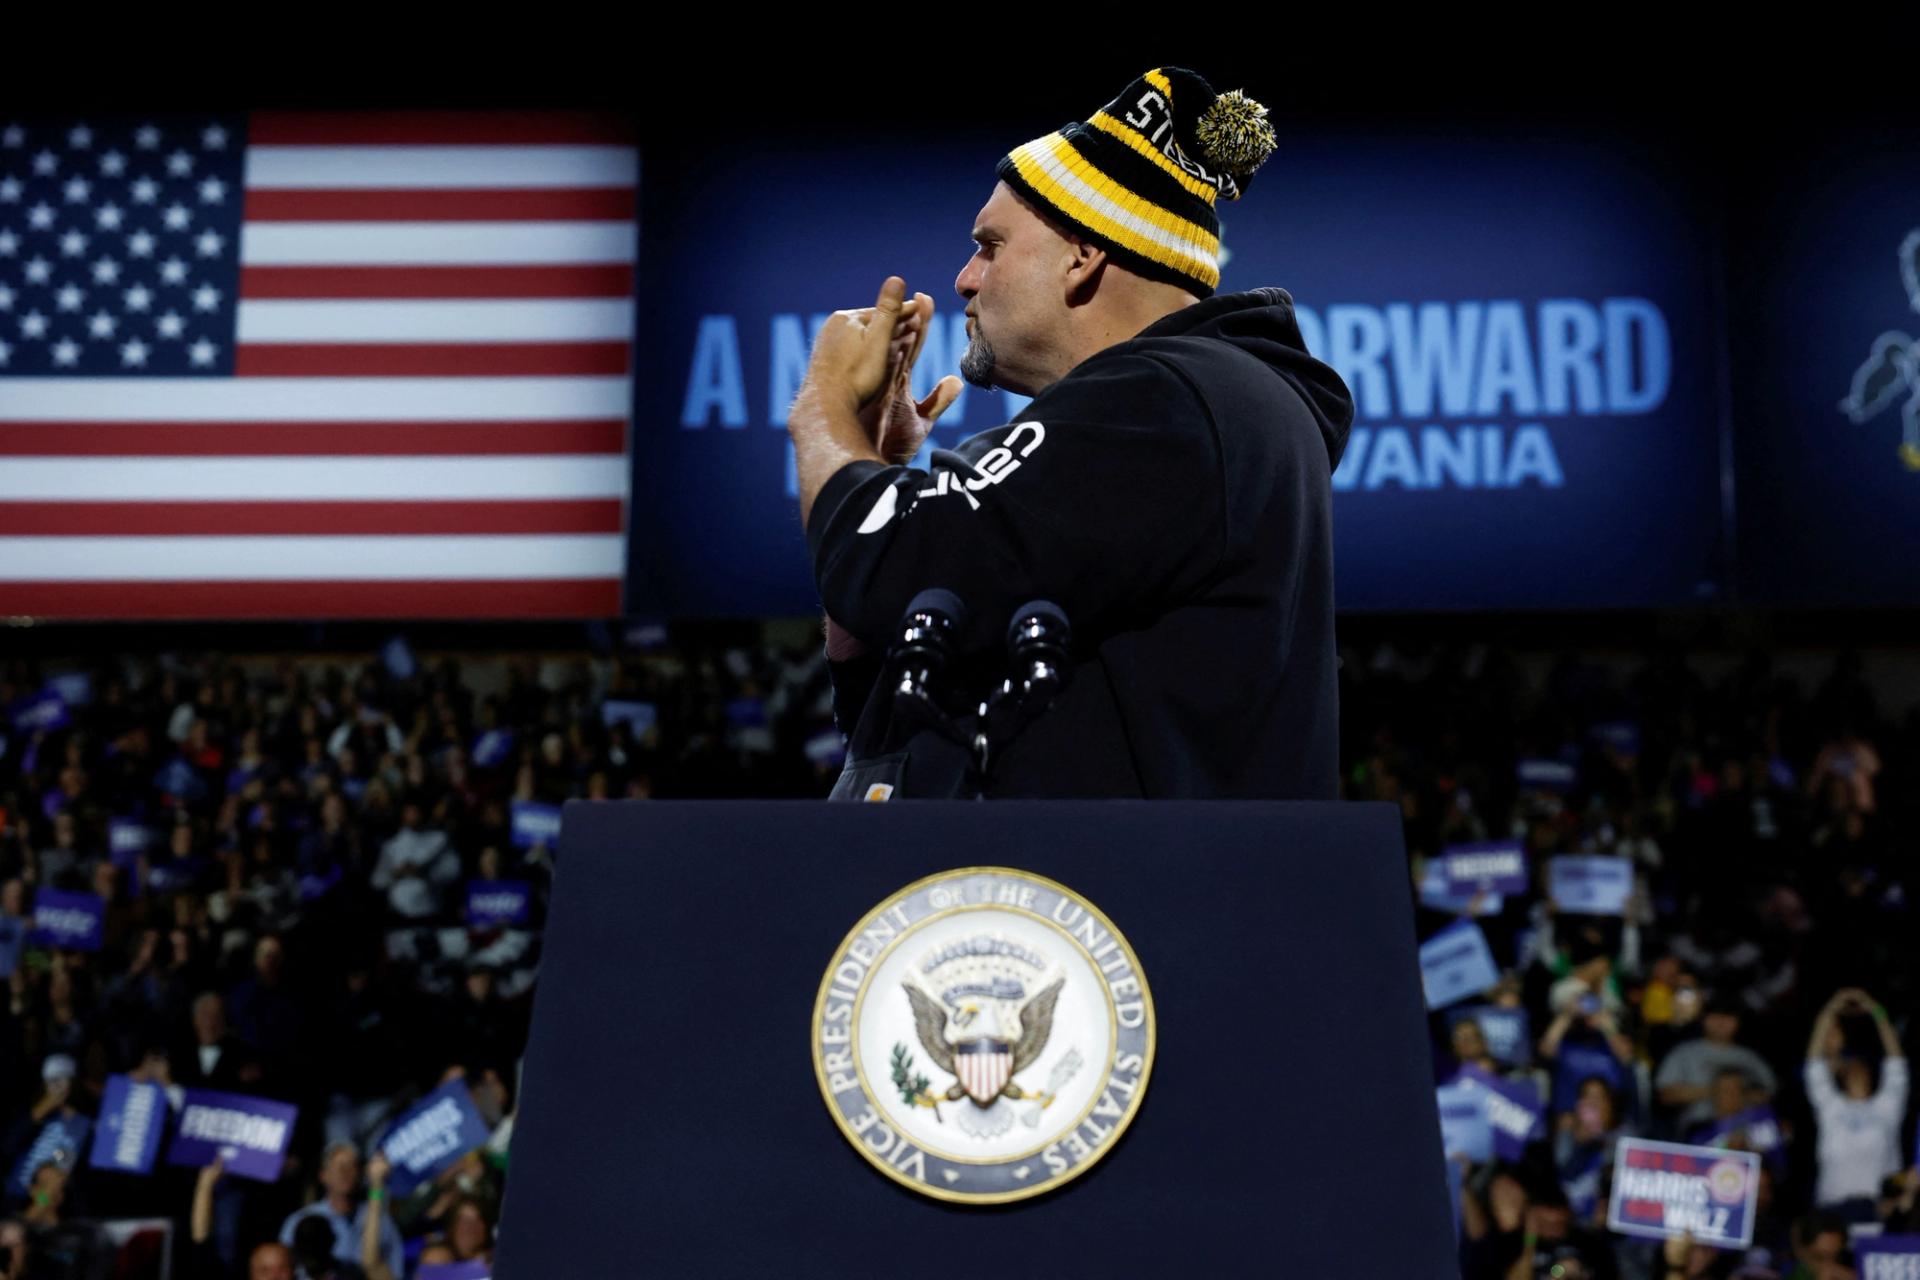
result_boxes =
[496,801,1454,1278]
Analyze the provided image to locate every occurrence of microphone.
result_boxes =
[1005,600,1072,715]
[890,588,967,732]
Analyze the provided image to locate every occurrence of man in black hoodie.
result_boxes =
[789,68,1354,799]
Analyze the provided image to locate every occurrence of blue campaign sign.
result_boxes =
[1451,1066,1545,1161]
[1435,1081,1493,1165]
[510,801,563,850]
[466,880,532,928]
[1517,758,1578,793]
[601,700,658,737]
[1857,1236,1920,1278]
[30,890,104,952]
[1690,1104,1786,1169]
[10,1113,92,1194]
[1417,859,1503,917]
[1607,1138,1759,1248]
[417,1263,492,1280]
[1547,855,1633,916]
[629,134,1727,617]
[380,1080,492,1196]
[89,1075,167,1176]
[471,729,515,770]
[1449,1005,1532,1067]
[8,691,70,734]
[1441,840,1529,895]
[44,673,93,707]
[1732,127,1920,606]
[1418,920,1501,1009]
[166,1090,298,1183]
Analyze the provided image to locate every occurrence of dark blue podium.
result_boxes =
[496,801,1454,1278]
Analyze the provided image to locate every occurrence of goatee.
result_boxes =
[959,332,996,389]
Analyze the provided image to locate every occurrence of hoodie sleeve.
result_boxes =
[806,352,1226,655]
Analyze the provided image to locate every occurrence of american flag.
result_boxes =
[0,112,635,619]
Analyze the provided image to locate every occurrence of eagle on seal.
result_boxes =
[903,978,1064,1107]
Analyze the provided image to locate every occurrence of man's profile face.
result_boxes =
[954,182,1071,396]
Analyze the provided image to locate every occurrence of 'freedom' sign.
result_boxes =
[1606,1138,1759,1248]
[510,801,562,850]
[1856,1236,1920,1278]
[89,1075,168,1176]
[465,880,532,928]
[379,1081,492,1195]
[1441,841,1529,895]
[166,1090,299,1182]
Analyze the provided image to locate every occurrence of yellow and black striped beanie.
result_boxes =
[996,67,1276,298]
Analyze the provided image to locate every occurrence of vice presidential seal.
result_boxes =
[811,867,1154,1204]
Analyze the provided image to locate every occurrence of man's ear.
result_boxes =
[1063,236,1106,306]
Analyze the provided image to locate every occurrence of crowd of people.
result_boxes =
[0,630,1914,1278]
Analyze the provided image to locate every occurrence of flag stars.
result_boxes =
[62,176,91,204]
[27,202,55,231]
[88,310,118,339]
[52,336,80,366]
[123,284,153,312]
[19,310,48,339]
[0,339,10,366]
[126,230,155,258]
[67,124,92,149]
[195,230,224,258]
[0,230,16,257]
[98,149,126,177]
[162,203,192,231]
[189,337,217,366]
[0,177,20,202]
[155,310,185,339]
[91,257,121,285]
[130,176,158,204]
[0,285,13,311]
[24,257,51,285]
[120,337,150,367]
[59,229,88,257]
[165,150,194,177]
[31,150,58,176]
[135,124,161,150]
[1,124,23,148]
[198,176,226,204]
[201,124,228,150]
[192,283,221,312]
[159,257,188,285]
[55,284,84,312]
[94,202,124,231]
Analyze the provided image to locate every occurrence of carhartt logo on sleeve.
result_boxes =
[857,423,1048,532]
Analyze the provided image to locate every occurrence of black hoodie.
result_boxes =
[807,286,1354,798]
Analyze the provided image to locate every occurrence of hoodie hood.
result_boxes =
[1134,286,1354,469]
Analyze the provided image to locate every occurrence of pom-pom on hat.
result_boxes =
[995,67,1276,299]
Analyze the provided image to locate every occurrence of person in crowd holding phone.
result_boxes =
[1803,986,1907,1221]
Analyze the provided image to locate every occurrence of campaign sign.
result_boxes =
[1606,1138,1759,1247]
[1451,1065,1545,1161]
[8,691,70,734]
[1548,856,1633,916]
[89,1076,167,1176]
[417,1263,492,1280]
[1417,859,1503,917]
[1589,721,1641,756]
[166,1090,298,1183]
[45,673,93,707]
[465,880,532,929]
[109,820,154,861]
[1435,1080,1493,1164]
[10,1113,92,1194]
[1450,1005,1532,1067]
[509,801,563,851]
[600,700,658,737]
[1419,920,1501,1009]
[1441,840,1529,895]
[1690,1104,1785,1168]
[379,1081,492,1196]
[1517,758,1578,793]
[1857,1236,1920,1278]
[30,890,105,952]
[471,729,515,770]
